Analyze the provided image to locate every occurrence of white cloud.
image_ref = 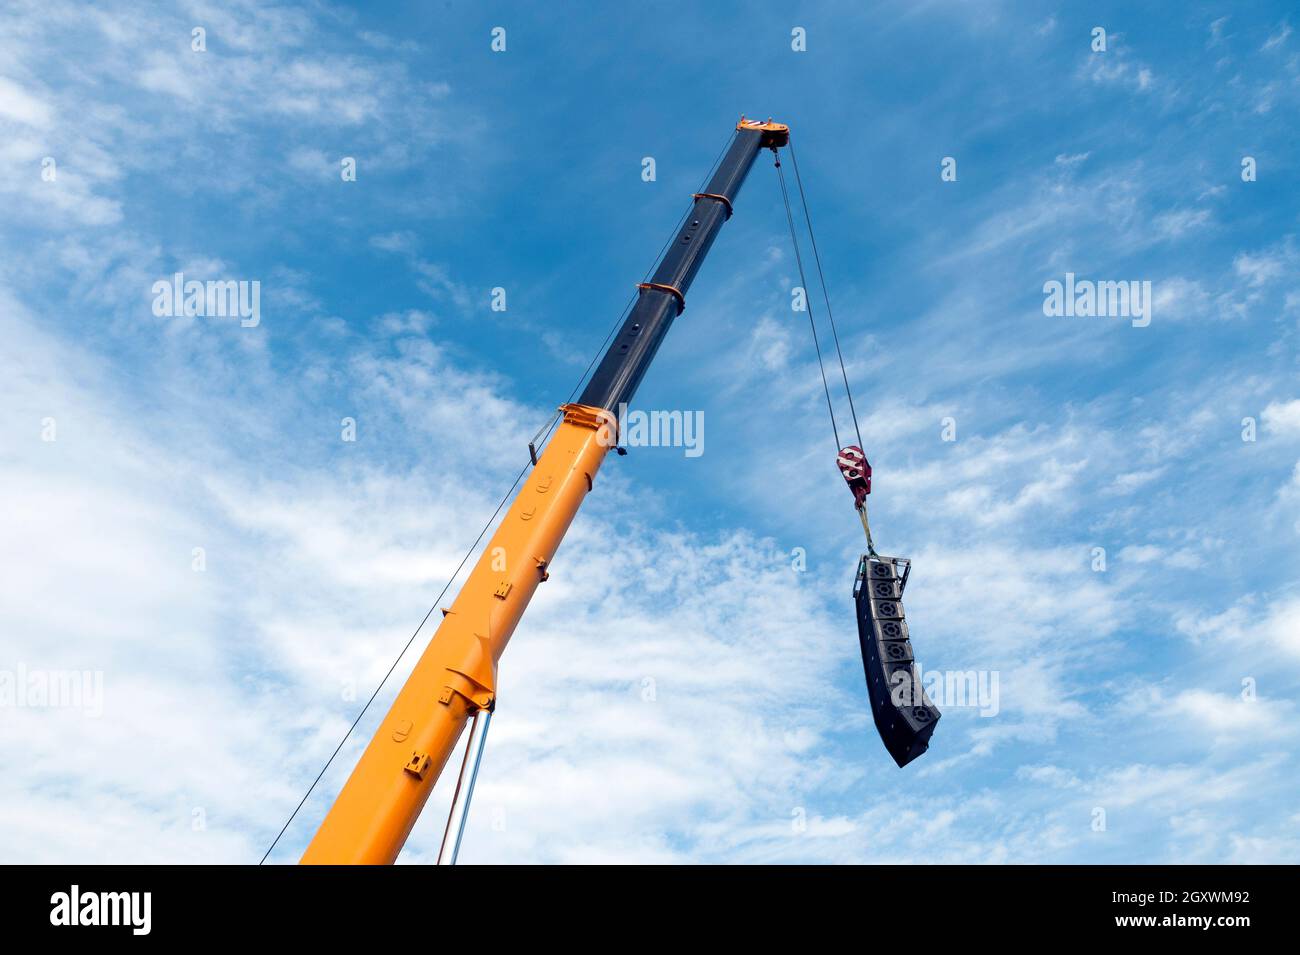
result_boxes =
[1115,543,1204,569]
[1016,764,1079,788]
[1165,689,1293,741]
[1107,466,1167,493]
[1262,399,1300,437]
[1119,544,1163,564]
[1175,595,1300,661]
[1150,277,1212,321]
[891,423,1091,530]
[1153,207,1211,240]
[0,75,53,126]
[1262,22,1292,51]
[1260,598,1300,658]
[135,52,200,100]
[0,0,460,234]
[286,146,336,179]
[1087,760,1259,811]
[1079,45,1157,94]
[1207,17,1230,48]
[1233,247,1287,286]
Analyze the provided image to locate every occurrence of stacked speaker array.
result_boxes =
[854,555,940,767]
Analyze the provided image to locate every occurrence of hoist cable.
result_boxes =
[788,136,864,453]
[775,154,841,453]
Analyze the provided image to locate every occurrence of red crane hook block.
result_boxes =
[837,445,871,508]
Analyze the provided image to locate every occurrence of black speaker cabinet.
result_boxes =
[854,555,940,767]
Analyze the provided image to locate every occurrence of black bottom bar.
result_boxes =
[2,864,1280,941]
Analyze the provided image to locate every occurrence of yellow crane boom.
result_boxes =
[301,118,790,864]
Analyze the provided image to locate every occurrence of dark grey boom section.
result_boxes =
[578,126,776,413]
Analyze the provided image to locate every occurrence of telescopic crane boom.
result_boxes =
[301,118,790,864]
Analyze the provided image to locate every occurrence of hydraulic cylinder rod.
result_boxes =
[437,707,492,864]
[300,118,788,864]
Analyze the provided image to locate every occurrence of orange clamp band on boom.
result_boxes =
[637,282,685,314]
[692,192,733,219]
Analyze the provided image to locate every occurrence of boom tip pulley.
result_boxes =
[737,115,790,148]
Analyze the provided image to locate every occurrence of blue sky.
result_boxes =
[1,0,1298,863]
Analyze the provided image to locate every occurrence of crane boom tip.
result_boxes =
[736,116,790,147]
